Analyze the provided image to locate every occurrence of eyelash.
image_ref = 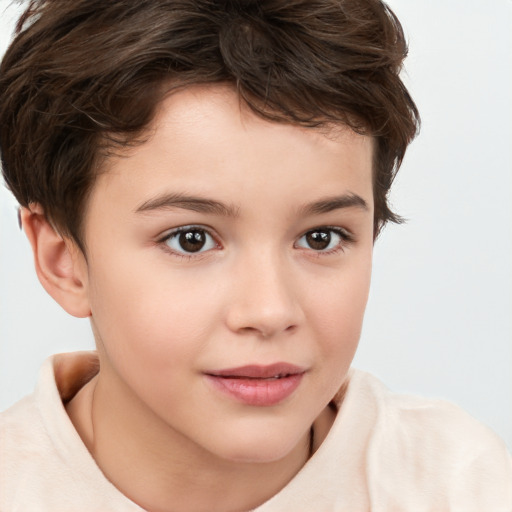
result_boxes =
[157,225,355,260]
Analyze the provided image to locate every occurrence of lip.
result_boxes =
[204,363,306,406]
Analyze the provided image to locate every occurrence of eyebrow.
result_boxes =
[298,193,369,216]
[135,193,240,217]
[135,192,368,217]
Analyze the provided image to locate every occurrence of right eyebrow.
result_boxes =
[134,192,240,218]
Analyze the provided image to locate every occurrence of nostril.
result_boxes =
[237,323,297,339]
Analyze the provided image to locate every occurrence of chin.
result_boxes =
[212,429,305,465]
[223,449,290,465]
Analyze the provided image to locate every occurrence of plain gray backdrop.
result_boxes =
[1,0,511,449]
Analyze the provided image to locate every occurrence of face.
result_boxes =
[80,84,374,463]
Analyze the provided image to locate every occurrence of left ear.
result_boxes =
[20,204,91,318]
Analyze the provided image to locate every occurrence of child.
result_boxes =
[0,0,510,511]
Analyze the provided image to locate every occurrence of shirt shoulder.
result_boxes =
[0,353,144,512]
[0,392,46,467]
[349,369,512,511]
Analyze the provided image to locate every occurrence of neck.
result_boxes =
[66,368,335,512]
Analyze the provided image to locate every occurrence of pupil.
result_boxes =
[307,230,330,250]
[179,230,206,252]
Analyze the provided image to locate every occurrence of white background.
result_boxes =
[1,1,511,449]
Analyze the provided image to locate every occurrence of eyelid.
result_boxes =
[158,224,219,241]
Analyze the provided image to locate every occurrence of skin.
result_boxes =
[24,84,375,512]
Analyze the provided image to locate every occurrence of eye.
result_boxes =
[163,226,217,254]
[295,227,351,252]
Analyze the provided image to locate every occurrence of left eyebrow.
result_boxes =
[298,193,369,216]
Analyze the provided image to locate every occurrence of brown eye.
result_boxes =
[305,230,331,250]
[179,230,206,252]
[164,227,216,254]
[296,227,348,252]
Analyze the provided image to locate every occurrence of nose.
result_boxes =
[225,250,304,339]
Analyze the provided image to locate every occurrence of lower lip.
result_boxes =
[205,373,304,406]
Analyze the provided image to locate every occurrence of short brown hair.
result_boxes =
[0,0,419,251]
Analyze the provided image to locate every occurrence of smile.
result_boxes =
[205,363,306,406]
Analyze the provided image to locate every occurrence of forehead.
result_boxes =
[148,84,374,163]
[89,84,374,220]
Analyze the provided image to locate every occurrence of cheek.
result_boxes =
[308,256,372,356]
[87,253,221,364]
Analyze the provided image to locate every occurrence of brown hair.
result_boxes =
[0,0,419,251]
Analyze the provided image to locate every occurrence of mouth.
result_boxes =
[204,363,306,406]
[206,363,305,379]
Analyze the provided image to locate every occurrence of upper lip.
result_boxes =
[206,363,306,379]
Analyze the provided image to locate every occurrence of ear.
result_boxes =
[21,204,91,318]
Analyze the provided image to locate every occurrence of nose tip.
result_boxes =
[226,300,300,339]
[225,261,303,339]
